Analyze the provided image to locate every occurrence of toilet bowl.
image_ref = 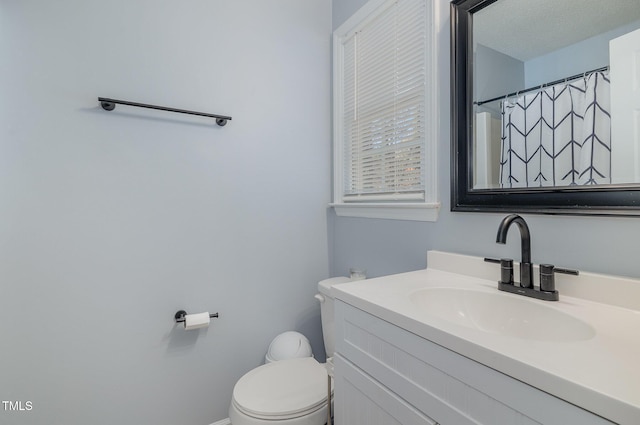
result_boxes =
[229,277,351,425]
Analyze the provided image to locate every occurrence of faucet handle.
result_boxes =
[500,258,514,285]
[539,264,556,292]
[539,264,580,293]
[554,267,579,276]
[483,257,514,285]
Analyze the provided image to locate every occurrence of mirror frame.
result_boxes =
[451,0,640,216]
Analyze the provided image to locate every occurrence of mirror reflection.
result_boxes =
[472,0,640,190]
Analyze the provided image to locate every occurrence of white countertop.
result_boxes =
[332,251,640,425]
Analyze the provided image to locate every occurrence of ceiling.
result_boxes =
[474,0,640,61]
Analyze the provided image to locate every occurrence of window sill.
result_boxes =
[330,202,440,222]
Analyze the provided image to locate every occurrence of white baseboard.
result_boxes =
[210,419,231,425]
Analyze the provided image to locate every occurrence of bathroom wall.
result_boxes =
[0,1,331,424]
[524,19,640,86]
[474,44,524,108]
[331,0,640,281]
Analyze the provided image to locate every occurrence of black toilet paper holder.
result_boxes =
[174,310,219,323]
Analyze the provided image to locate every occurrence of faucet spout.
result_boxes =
[496,214,533,288]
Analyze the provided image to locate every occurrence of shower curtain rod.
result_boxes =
[98,97,232,126]
[474,65,609,106]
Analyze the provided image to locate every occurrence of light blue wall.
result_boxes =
[0,1,331,424]
[475,44,524,112]
[330,0,640,281]
[525,19,640,87]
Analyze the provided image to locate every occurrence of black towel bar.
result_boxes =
[98,97,232,126]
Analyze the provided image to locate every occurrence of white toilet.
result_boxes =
[229,277,350,425]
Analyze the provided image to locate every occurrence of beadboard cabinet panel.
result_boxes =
[334,354,437,425]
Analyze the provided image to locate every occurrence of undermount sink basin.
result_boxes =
[409,287,595,341]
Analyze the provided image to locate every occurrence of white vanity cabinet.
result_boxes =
[333,300,614,425]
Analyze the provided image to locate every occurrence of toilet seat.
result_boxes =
[232,357,331,421]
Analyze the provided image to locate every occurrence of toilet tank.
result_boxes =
[316,277,351,358]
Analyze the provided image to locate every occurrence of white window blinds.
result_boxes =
[341,0,428,202]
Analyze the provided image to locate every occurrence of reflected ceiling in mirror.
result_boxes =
[470,0,640,190]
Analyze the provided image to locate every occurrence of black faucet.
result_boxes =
[496,214,533,289]
[486,214,579,301]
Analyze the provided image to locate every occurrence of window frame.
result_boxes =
[331,0,440,222]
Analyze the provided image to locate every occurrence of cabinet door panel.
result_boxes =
[334,354,437,425]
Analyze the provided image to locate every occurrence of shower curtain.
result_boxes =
[500,71,611,188]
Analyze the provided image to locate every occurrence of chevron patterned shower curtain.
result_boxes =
[500,71,611,188]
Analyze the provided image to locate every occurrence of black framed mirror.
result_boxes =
[451,0,640,215]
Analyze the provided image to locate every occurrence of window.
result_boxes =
[332,0,439,221]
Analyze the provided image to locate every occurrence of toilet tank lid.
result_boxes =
[317,277,351,296]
